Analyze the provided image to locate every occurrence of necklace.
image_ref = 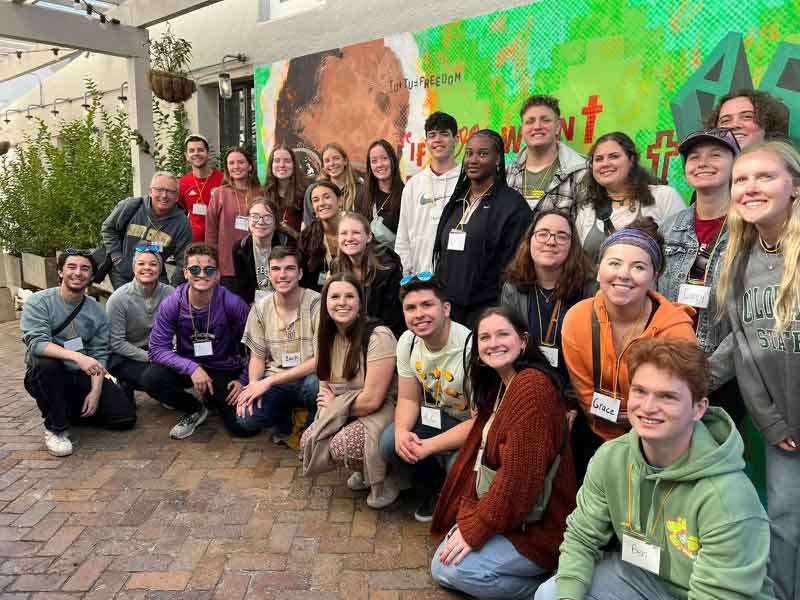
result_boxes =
[759,235,782,271]
[536,285,555,304]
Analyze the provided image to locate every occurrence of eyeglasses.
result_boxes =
[186,265,218,277]
[400,271,433,286]
[249,214,275,225]
[533,230,571,245]
[64,248,93,257]
[135,244,161,253]
[150,187,178,197]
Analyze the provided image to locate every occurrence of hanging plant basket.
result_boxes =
[147,69,196,104]
[0,141,10,155]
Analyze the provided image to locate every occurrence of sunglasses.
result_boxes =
[186,265,218,277]
[135,244,161,253]
[400,271,433,286]
[64,248,93,257]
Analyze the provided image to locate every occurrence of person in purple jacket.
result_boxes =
[143,242,255,439]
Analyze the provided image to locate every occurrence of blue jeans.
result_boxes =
[379,413,463,494]
[431,533,548,599]
[765,441,800,600]
[534,554,677,600]
[236,374,319,434]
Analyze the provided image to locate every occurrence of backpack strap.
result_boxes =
[52,295,86,338]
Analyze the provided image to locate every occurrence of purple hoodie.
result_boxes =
[149,283,250,382]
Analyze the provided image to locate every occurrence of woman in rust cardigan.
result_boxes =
[430,305,576,600]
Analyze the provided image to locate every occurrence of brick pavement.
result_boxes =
[0,320,461,599]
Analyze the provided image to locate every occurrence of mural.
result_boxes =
[254,0,800,198]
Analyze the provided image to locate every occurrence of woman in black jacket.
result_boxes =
[433,129,533,327]
[331,212,404,337]
[232,197,293,304]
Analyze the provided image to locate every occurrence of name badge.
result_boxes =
[234,215,249,231]
[150,240,164,252]
[590,392,620,422]
[539,345,559,367]
[192,203,208,215]
[677,283,711,308]
[473,448,484,472]
[193,341,213,357]
[317,272,328,286]
[421,405,442,429]
[622,533,661,575]
[282,352,301,368]
[447,230,466,251]
[328,382,349,396]
[64,337,84,351]
[254,289,273,305]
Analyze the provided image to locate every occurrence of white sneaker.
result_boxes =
[366,478,400,509]
[169,405,209,439]
[44,429,72,457]
[347,471,369,491]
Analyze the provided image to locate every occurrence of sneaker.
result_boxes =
[413,493,439,522]
[169,405,209,439]
[347,471,369,492]
[44,429,73,457]
[366,478,400,509]
[271,431,291,446]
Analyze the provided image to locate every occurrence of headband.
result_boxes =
[599,228,662,272]
[133,247,164,269]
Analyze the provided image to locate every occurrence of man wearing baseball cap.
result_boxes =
[657,128,746,422]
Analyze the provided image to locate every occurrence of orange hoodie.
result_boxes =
[562,289,697,441]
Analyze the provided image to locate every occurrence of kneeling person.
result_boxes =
[535,338,775,600]
[145,243,253,439]
[21,250,136,456]
[236,246,320,443]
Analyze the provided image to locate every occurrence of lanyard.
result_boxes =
[623,463,678,537]
[59,294,80,339]
[187,288,213,338]
[688,216,727,284]
[457,186,492,230]
[535,292,562,347]
[591,300,647,400]
[192,174,210,199]
[233,188,249,216]
[480,374,516,450]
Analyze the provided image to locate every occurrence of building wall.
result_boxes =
[0,0,536,152]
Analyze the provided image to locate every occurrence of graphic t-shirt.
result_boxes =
[396,321,472,420]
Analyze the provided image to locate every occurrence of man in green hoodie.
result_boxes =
[535,338,775,600]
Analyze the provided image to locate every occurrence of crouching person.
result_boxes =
[430,306,576,599]
[300,273,399,509]
[21,250,136,456]
[145,243,255,439]
[535,338,776,600]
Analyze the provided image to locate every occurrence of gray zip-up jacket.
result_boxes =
[506,142,588,218]
[658,207,731,353]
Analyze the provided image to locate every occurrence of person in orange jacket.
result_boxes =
[561,219,697,477]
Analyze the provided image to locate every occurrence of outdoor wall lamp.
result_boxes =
[218,54,247,100]
[117,82,128,110]
[82,92,91,111]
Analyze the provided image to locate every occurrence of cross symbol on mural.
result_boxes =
[646,130,680,180]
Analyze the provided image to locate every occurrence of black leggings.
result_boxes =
[24,358,137,433]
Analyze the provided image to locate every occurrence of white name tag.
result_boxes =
[192,203,207,215]
[473,448,484,472]
[150,240,164,251]
[590,391,621,422]
[64,337,84,351]
[447,229,466,251]
[539,345,559,367]
[622,533,661,575]
[317,272,328,286]
[328,382,349,396]
[677,283,711,308]
[193,341,213,357]
[234,215,249,231]
[254,289,273,305]
[281,352,301,368]
[421,405,442,429]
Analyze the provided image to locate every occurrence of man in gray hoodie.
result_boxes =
[101,171,193,289]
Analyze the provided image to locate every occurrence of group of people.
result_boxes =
[18,88,799,600]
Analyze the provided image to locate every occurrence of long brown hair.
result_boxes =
[504,210,593,300]
[299,181,341,272]
[221,147,260,190]
[263,144,308,215]
[331,212,391,285]
[316,272,377,381]
[361,139,404,218]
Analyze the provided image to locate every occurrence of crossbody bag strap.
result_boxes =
[52,295,86,338]
[591,302,601,392]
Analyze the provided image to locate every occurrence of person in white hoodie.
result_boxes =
[395,112,462,275]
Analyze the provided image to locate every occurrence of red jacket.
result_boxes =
[431,368,576,571]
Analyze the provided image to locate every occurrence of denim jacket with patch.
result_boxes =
[657,207,731,353]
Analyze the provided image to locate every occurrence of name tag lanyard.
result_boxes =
[457,187,491,230]
[188,289,213,347]
[59,294,82,346]
[273,291,304,361]
[192,173,211,203]
[475,374,516,470]
[535,293,562,349]
[144,211,167,250]
[590,302,647,424]
[622,462,679,540]
[687,216,727,287]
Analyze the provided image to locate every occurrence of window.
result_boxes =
[259,0,325,21]
[218,78,256,156]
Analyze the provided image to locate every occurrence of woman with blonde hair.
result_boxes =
[711,140,800,600]
[303,143,365,226]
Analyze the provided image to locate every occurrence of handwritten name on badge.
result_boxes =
[590,392,620,422]
[622,533,661,575]
[677,284,711,308]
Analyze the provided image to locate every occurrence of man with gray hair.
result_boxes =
[101,171,193,288]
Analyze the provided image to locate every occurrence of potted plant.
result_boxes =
[0,141,10,155]
[147,25,196,104]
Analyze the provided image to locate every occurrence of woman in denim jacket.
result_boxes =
[658,128,745,422]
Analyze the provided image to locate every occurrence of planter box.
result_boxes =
[1,253,22,294]
[22,253,58,290]
[0,287,13,323]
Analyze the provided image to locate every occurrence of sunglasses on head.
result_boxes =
[186,265,218,277]
[400,271,433,287]
[135,244,161,253]
[64,248,93,257]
